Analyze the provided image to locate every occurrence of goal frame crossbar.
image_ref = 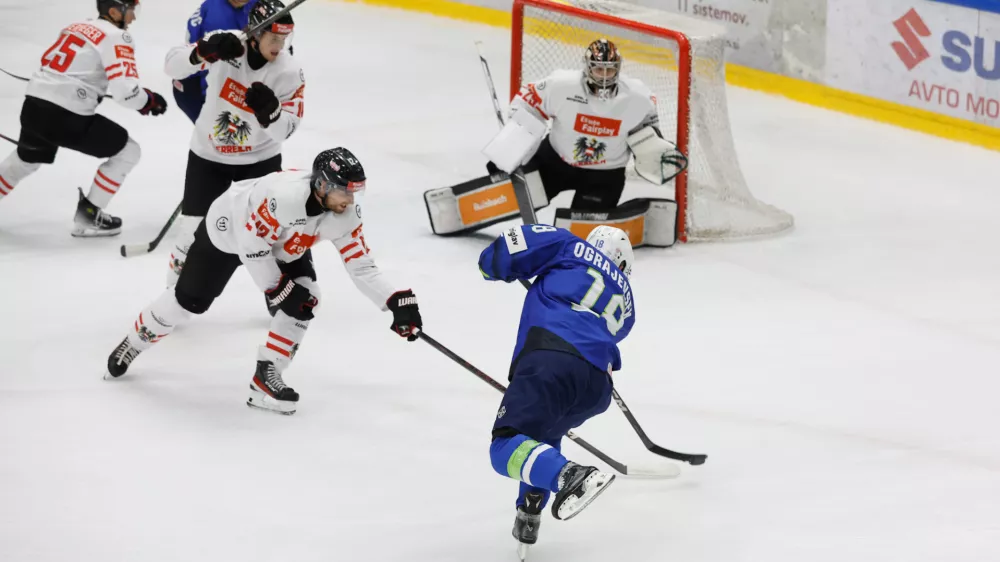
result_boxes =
[510,0,693,241]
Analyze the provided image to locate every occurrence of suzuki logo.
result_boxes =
[892,8,931,70]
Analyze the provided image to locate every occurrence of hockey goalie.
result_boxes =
[425,38,687,247]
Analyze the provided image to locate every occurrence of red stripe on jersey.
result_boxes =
[105,63,121,72]
[339,241,359,255]
[107,73,123,80]
[94,177,117,194]
[97,170,121,187]
[0,176,11,195]
[343,251,365,264]
[266,342,291,358]
[268,332,294,346]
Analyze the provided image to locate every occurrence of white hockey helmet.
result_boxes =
[586,225,634,278]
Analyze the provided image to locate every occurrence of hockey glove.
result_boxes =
[246,82,281,128]
[266,275,318,321]
[195,32,245,63]
[138,89,168,116]
[387,290,422,342]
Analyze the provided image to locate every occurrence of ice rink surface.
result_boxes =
[1,1,999,561]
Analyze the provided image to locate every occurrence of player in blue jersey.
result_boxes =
[173,0,258,122]
[478,223,635,558]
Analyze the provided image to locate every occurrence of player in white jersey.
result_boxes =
[484,39,686,211]
[0,0,168,237]
[163,0,305,287]
[105,147,423,415]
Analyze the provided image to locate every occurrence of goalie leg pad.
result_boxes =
[553,198,678,248]
[425,169,549,236]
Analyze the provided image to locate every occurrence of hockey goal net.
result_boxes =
[512,0,793,241]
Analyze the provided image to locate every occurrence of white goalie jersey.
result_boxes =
[26,19,150,115]
[164,31,305,165]
[511,69,659,170]
[206,170,397,309]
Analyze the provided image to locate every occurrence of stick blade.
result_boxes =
[120,243,151,258]
[622,462,682,480]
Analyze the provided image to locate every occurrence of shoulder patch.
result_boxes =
[355,205,362,219]
[503,227,527,254]
[122,31,132,44]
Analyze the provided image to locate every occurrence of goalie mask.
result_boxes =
[586,225,634,278]
[583,39,622,100]
[312,147,367,202]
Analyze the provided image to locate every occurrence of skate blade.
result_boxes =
[246,387,297,415]
[516,542,530,561]
[556,473,615,521]
[72,226,121,238]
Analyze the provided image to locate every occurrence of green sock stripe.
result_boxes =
[507,440,541,481]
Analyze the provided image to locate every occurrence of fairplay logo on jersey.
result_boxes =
[220,78,252,112]
[573,114,621,137]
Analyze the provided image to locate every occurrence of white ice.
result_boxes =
[1,1,999,561]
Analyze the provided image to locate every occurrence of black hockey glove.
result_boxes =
[486,161,503,177]
[266,275,318,321]
[246,82,281,128]
[387,290,422,342]
[138,89,168,116]
[195,32,245,63]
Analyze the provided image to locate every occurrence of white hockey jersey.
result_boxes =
[26,19,149,115]
[164,31,305,165]
[511,69,658,170]
[206,170,397,310]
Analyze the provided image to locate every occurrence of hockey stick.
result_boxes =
[120,203,182,257]
[612,390,707,465]
[415,329,680,478]
[0,67,29,82]
[475,43,537,292]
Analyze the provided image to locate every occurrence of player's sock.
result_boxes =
[166,215,203,287]
[86,138,140,208]
[107,290,191,378]
[246,311,309,414]
[0,153,41,200]
[491,434,569,493]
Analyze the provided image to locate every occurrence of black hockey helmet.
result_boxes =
[312,148,366,200]
[583,39,622,98]
[248,0,295,38]
[97,0,139,28]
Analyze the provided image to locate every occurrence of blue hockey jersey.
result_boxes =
[479,225,635,375]
[184,0,258,92]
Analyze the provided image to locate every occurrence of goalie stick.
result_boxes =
[474,42,538,292]
[120,203,182,257]
[415,328,680,478]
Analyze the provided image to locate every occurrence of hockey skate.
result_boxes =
[513,491,544,561]
[550,463,615,521]
[72,188,122,237]
[247,360,299,415]
[106,337,143,380]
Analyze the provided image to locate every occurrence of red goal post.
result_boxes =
[510,0,793,242]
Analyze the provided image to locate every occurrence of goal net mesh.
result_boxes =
[515,0,793,241]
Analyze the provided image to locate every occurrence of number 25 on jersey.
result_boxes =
[41,33,85,73]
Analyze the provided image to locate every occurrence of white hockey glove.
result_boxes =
[627,126,689,185]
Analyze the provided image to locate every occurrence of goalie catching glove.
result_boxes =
[627,126,689,185]
[387,290,422,341]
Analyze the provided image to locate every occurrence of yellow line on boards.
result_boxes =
[328,0,1000,151]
